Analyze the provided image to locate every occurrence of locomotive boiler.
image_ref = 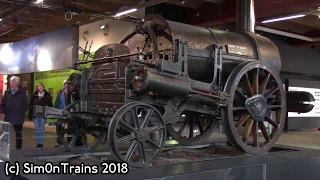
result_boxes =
[33,0,314,168]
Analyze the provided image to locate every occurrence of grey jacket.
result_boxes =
[0,86,29,125]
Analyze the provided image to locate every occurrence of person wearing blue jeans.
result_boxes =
[53,80,68,147]
[29,83,53,148]
[33,116,47,146]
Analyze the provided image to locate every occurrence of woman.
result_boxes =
[29,83,53,148]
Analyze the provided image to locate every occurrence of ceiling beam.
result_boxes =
[0,4,27,18]
[0,0,117,18]
[184,0,320,26]
[256,26,320,42]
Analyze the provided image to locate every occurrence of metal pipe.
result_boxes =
[236,0,255,33]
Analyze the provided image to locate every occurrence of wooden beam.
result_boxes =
[43,0,124,13]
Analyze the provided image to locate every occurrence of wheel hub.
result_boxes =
[137,129,149,142]
[245,94,267,122]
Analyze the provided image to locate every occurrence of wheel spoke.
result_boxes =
[146,125,165,133]
[265,116,279,128]
[236,89,247,99]
[189,117,194,138]
[90,132,101,139]
[116,134,135,144]
[265,87,279,99]
[259,73,270,94]
[146,139,161,149]
[233,106,246,111]
[138,142,147,164]
[120,119,136,133]
[198,119,204,134]
[178,116,188,135]
[68,131,79,148]
[258,122,270,142]
[243,73,254,97]
[252,122,259,147]
[140,109,154,129]
[235,114,250,128]
[131,107,139,129]
[82,133,88,149]
[125,140,138,161]
[242,118,253,143]
[252,68,259,94]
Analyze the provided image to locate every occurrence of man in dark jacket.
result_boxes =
[0,76,29,150]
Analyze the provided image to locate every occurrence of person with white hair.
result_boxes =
[0,76,29,150]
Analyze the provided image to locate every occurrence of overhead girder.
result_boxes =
[185,0,320,26]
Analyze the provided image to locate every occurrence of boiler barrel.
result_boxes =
[122,14,281,81]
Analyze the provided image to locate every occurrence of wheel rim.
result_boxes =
[166,111,217,145]
[57,101,106,153]
[108,102,166,168]
[223,62,286,154]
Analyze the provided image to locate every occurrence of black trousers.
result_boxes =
[56,123,62,144]
[13,124,23,149]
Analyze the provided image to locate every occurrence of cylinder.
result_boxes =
[132,67,190,97]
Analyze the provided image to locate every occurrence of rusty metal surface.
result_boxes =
[121,14,281,80]
[90,43,130,115]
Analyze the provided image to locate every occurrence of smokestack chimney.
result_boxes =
[236,0,255,33]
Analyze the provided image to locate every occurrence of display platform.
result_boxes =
[6,143,320,180]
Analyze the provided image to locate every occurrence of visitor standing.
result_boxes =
[54,80,68,147]
[0,76,29,150]
[29,82,53,148]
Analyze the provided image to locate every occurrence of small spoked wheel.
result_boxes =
[57,101,106,153]
[222,61,286,154]
[166,111,217,146]
[108,102,166,168]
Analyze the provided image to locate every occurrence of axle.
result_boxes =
[32,105,110,125]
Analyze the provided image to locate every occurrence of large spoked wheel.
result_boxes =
[108,102,166,168]
[57,101,106,153]
[166,111,217,146]
[222,61,286,154]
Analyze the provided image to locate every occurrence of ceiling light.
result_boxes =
[0,19,2,21]
[115,8,137,17]
[100,24,105,29]
[261,14,305,23]
[36,0,43,3]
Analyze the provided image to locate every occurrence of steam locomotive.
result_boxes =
[34,14,314,168]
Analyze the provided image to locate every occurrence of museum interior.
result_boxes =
[1,0,320,179]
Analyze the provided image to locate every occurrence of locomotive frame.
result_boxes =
[33,1,290,168]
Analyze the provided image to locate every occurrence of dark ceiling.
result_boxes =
[0,0,320,45]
